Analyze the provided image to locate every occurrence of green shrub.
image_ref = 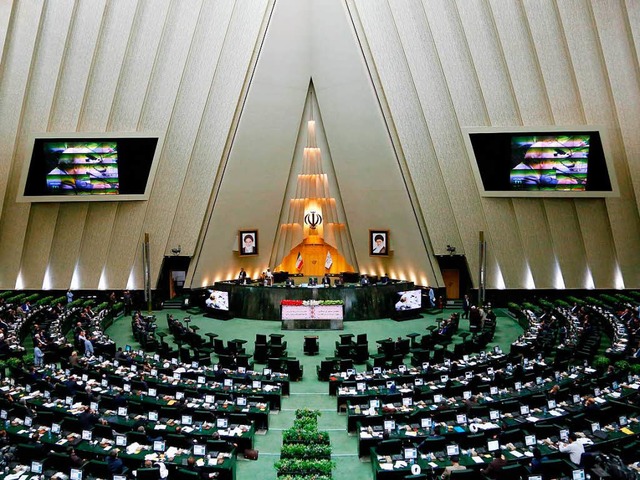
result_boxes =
[274,459,334,477]
[538,299,554,310]
[592,356,610,371]
[282,429,330,445]
[629,363,640,375]
[554,299,571,308]
[280,443,332,460]
[0,291,13,300]
[614,360,631,372]
[566,296,584,306]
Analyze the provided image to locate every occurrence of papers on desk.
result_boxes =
[609,392,621,398]
[126,442,144,455]
[471,456,485,463]
[166,447,179,458]
[526,416,540,423]
[595,397,606,403]
[510,450,524,458]
[405,431,417,437]
[182,426,194,433]
[621,427,634,435]
[154,424,167,430]
[548,409,563,417]
[394,461,407,468]
[379,463,393,470]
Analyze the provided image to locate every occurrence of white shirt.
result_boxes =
[559,441,584,465]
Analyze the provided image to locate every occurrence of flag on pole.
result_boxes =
[325,251,333,269]
[295,252,303,270]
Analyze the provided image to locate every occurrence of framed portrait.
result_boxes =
[370,230,389,256]
[239,230,258,256]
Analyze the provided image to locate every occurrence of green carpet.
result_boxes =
[106,309,524,480]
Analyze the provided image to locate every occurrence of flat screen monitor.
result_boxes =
[51,423,61,434]
[116,435,127,446]
[573,394,581,404]
[529,476,543,480]
[560,429,569,442]
[205,395,215,404]
[398,364,407,373]
[547,400,557,410]
[370,399,380,409]
[216,418,228,428]
[404,447,417,460]
[465,371,473,380]
[182,415,193,426]
[114,476,127,480]
[373,367,382,374]
[384,419,396,431]
[520,405,530,416]
[193,444,206,456]
[434,394,443,403]
[153,441,165,452]
[237,397,247,406]
[223,379,233,388]
[490,386,498,395]
[440,375,449,383]
[402,397,413,406]
[70,469,82,480]
[414,378,424,386]
[395,290,422,311]
[176,391,185,400]
[90,401,99,412]
[125,345,132,352]
[422,362,429,371]
[487,440,500,452]
[594,388,601,397]
[82,430,92,441]
[463,127,617,197]
[148,411,158,422]
[207,290,229,311]
[591,422,601,433]
[456,414,467,424]
[421,418,432,428]
[148,388,157,397]
[525,435,536,446]
[123,384,131,392]
[619,416,628,426]
[24,416,33,427]
[263,368,271,376]
[446,445,459,456]
[490,410,500,420]
[463,391,472,400]
[346,368,356,377]
[118,407,127,417]
[18,134,163,202]
[31,461,43,474]
[573,470,586,480]
[515,382,522,391]
[357,382,366,392]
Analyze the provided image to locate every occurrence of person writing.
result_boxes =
[558,433,585,465]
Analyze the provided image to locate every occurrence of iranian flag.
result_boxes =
[295,252,303,270]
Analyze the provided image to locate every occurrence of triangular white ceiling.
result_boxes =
[188,0,441,288]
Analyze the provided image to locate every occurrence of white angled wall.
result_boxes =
[0,0,638,291]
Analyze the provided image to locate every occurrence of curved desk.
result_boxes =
[212,281,415,320]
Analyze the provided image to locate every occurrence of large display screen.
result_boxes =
[205,290,229,311]
[19,134,162,202]
[464,127,616,197]
[395,290,422,312]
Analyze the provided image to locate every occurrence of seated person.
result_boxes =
[380,273,390,284]
[481,450,506,478]
[237,268,247,283]
[334,275,344,287]
[442,455,464,479]
[285,277,295,287]
[106,450,125,475]
[360,274,370,286]
[322,274,331,286]
[308,277,318,286]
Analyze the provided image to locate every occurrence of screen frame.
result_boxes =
[17,131,165,203]
[462,125,618,198]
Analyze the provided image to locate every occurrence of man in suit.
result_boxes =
[322,274,331,287]
[462,294,470,319]
[237,268,247,283]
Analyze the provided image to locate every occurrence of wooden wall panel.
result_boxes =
[575,200,617,288]
[47,204,88,289]
[75,203,118,289]
[0,1,56,289]
[19,204,58,289]
[169,0,270,256]
[591,0,640,287]
[353,0,460,260]
[139,0,235,279]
